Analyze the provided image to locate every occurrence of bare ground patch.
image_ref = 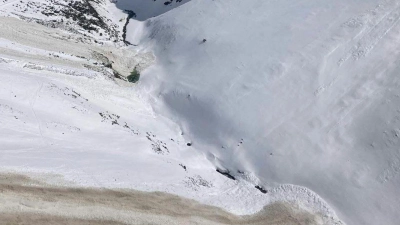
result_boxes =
[0,173,322,225]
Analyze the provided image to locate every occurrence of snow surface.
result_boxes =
[122,0,400,224]
[0,46,340,225]
[0,14,341,225]
[1,0,400,224]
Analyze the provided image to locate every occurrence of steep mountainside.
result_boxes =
[1,0,400,224]
[123,0,400,224]
[0,1,342,224]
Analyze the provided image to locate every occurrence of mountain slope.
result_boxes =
[124,0,400,224]
[1,0,399,224]
[0,4,341,225]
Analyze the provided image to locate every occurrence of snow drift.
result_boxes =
[120,0,400,224]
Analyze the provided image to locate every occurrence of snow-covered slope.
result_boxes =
[1,0,399,224]
[121,0,400,224]
[0,16,341,225]
[0,3,341,225]
[0,0,128,43]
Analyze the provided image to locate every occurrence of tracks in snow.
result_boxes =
[339,2,400,65]
[29,81,46,146]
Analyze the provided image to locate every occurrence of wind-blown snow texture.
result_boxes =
[1,0,400,224]
[123,0,400,225]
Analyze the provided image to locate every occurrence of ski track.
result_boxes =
[30,81,46,146]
